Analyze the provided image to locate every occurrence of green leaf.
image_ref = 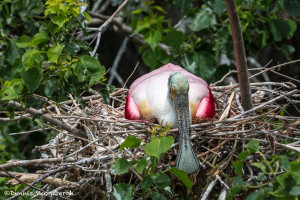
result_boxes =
[44,80,56,97]
[4,40,22,64]
[281,45,295,60]
[22,68,43,93]
[144,30,162,50]
[226,177,244,200]
[269,19,297,42]
[32,31,49,45]
[90,68,105,85]
[154,173,170,189]
[112,183,133,200]
[74,55,104,82]
[16,35,31,48]
[111,158,131,175]
[280,0,300,16]
[189,9,216,31]
[204,0,226,16]
[152,192,168,200]
[290,186,300,195]
[181,52,217,81]
[246,187,272,200]
[163,186,173,196]
[99,88,109,104]
[142,48,159,69]
[154,6,167,14]
[279,155,291,171]
[22,49,41,68]
[119,135,141,151]
[136,158,147,174]
[0,86,18,100]
[290,159,300,176]
[82,12,91,22]
[241,0,254,7]
[167,168,193,189]
[232,176,244,188]
[233,160,243,177]
[51,14,69,28]
[140,175,153,190]
[245,140,259,151]
[174,0,193,12]
[34,117,44,128]
[268,0,279,13]
[238,150,250,160]
[136,16,151,32]
[145,136,174,158]
[251,162,266,173]
[163,30,185,51]
[47,45,64,63]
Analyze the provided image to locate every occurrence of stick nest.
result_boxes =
[2,73,300,199]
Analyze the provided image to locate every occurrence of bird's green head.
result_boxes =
[168,72,189,101]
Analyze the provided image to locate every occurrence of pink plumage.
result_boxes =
[125,63,215,126]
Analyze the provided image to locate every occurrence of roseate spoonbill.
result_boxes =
[125,63,215,174]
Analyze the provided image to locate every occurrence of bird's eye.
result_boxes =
[171,86,176,100]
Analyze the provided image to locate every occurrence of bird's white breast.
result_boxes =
[129,68,208,127]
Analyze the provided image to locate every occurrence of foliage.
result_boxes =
[227,140,300,200]
[0,0,106,172]
[132,0,298,82]
[0,0,105,104]
[112,123,194,199]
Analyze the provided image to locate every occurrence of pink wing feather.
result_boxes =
[125,93,140,120]
[195,89,215,119]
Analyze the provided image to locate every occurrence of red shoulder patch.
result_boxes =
[195,89,215,119]
[125,93,140,120]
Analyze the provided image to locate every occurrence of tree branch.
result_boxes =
[89,0,129,57]
[225,0,253,110]
[2,100,86,138]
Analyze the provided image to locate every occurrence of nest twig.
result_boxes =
[1,66,300,199]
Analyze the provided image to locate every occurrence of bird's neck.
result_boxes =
[173,94,200,174]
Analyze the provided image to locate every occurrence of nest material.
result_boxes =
[1,71,300,199]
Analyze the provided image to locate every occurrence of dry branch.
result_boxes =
[0,67,300,199]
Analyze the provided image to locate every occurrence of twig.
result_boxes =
[200,177,218,200]
[123,62,139,89]
[249,59,300,80]
[231,89,298,119]
[6,166,69,200]
[89,0,129,57]
[9,128,52,136]
[0,157,77,170]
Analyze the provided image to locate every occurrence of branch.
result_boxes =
[1,100,86,138]
[89,0,129,57]
[0,157,77,170]
[6,166,69,200]
[225,0,253,110]
[87,11,171,54]
[231,89,298,119]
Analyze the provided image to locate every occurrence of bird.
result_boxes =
[125,63,215,174]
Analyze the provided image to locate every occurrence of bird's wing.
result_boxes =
[125,92,140,120]
[194,89,215,119]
